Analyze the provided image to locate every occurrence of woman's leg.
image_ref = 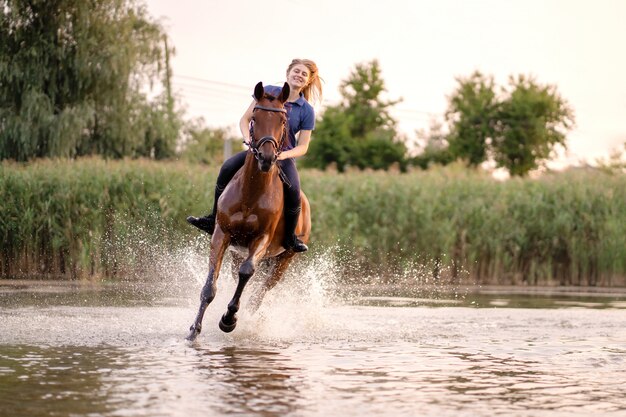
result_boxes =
[187,151,247,234]
[278,158,307,252]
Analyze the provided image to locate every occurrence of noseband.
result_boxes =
[246,105,287,162]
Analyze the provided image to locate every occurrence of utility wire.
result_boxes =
[173,74,250,91]
[173,73,439,123]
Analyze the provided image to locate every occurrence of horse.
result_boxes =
[186,81,311,341]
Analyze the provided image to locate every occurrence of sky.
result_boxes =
[146,0,626,165]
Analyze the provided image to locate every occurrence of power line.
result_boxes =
[173,74,250,91]
[174,86,249,103]
[175,80,249,94]
[175,87,247,103]
[173,74,441,125]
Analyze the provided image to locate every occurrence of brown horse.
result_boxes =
[186,82,311,341]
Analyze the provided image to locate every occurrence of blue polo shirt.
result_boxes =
[263,85,315,151]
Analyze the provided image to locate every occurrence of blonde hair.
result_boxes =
[287,58,323,104]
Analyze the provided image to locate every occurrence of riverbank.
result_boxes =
[3,278,626,298]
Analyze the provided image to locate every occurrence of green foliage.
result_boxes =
[427,71,574,176]
[304,60,407,171]
[412,120,455,169]
[445,71,498,166]
[0,158,215,279]
[177,121,242,165]
[304,166,626,286]
[0,0,180,161]
[338,59,400,137]
[493,75,575,176]
[353,130,408,171]
[304,106,353,171]
[2,158,625,286]
[595,142,626,174]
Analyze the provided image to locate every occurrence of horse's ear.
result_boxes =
[254,82,264,101]
[279,82,290,104]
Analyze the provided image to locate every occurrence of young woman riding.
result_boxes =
[187,58,322,253]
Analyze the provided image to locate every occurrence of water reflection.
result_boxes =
[0,345,120,417]
[189,345,305,416]
[1,282,626,417]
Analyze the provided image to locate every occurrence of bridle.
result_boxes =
[245,104,287,162]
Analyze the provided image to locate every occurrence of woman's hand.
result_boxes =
[277,131,311,161]
[276,149,295,160]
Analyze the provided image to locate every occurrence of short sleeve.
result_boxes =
[301,103,315,131]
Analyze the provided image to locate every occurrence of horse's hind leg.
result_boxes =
[186,230,230,341]
[219,238,269,333]
[248,251,295,315]
[230,252,244,282]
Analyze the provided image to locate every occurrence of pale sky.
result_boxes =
[147,0,626,164]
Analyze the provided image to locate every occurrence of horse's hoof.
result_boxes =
[186,325,201,341]
[219,314,237,333]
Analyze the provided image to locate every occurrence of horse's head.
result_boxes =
[250,81,289,172]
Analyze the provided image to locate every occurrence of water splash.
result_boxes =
[63,216,477,342]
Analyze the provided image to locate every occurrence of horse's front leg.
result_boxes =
[219,236,270,333]
[186,229,230,341]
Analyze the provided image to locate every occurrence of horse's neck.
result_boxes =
[239,153,281,204]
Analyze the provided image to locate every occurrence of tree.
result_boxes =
[420,71,574,176]
[493,75,574,176]
[339,60,401,138]
[302,106,353,171]
[412,120,454,169]
[304,60,407,171]
[178,120,242,165]
[445,71,498,166]
[0,0,179,161]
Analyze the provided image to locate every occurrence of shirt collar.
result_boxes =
[288,92,306,107]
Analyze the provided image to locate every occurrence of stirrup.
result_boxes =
[186,214,215,235]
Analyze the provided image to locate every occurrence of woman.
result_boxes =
[187,58,322,253]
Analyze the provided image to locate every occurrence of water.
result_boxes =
[1,276,625,417]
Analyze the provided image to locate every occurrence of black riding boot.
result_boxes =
[187,151,247,235]
[283,206,308,252]
[186,184,225,235]
[186,213,215,234]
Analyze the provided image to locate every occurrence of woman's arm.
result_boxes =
[278,130,311,160]
[239,100,256,142]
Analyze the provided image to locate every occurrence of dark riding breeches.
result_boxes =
[276,157,301,210]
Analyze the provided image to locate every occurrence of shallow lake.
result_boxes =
[1,273,625,417]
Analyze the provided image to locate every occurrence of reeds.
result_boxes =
[0,158,214,279]
[1,158,624,285]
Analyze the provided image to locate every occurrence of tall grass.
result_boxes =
[305,166,626,286]
[0,158,214,279]
[1,158,625,286]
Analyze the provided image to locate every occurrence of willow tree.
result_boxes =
[0,0,179,161]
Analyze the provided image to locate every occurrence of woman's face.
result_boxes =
[286,64,310,91]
